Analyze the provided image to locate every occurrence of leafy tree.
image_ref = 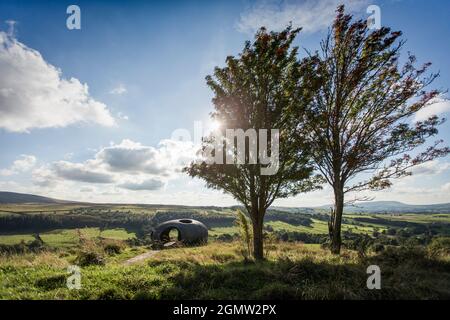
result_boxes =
[298,6,449,254]
[185,26,321,260]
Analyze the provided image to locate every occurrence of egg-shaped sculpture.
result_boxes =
[151,219,208,244]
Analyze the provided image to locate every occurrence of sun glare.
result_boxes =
[210,120,222,131]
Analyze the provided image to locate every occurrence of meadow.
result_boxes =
[1,240,449,300]
[1,203,450,300]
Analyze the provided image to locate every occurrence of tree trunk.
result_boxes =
[329,187,344,254]
[252,214,264,260]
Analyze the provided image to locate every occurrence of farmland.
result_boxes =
[1,202,449,299]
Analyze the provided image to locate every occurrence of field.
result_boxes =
[1,241,449,299]
[0,228,135,247]
[1,203,450,299]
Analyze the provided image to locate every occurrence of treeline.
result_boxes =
[0,212,152,235]
[354,217,450,236]
[265,210,313,227]
[0,207,318,237]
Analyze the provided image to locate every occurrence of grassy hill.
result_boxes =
[0,191,77,204]
[1,240,449,299]
[0,194,449,300]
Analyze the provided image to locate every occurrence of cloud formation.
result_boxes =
[97,139,168,175]
[109,84,127,95]
[32,139,197,192]
[118,178,165,191]
[236,0,367,34]
[411,160,450,176]
[0,31,115,132]
[414,97,450,122]
[0,154,36,176]
[52,161,115,184]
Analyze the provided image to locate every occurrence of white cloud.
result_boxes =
[31,166,56,187]
[411,160,450,176]
[109,84,127,95]
[80,186,94,193]
[31,139,197,192]
[442,182,450,193]
[52,161,115,184]
[117,112,129,120]
[118,178,165,191]
[414,97,450,122]
[0,154,36,176]
[97,139,196,176]
[236,0,368,34]
[0,31,115,132]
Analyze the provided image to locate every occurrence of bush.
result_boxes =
[428,237,450,257]
[216,233,235,242]
[103,243,122,255]
[372,243,385,253]
[0,238,45,255]
[75,250,105,266]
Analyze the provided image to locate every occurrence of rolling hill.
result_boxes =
[1,191,450,213]
[0,191,73,204]
[316,201,450,214]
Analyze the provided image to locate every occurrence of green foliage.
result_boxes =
[235,209,252,260]
[1,241,449,300]
[185,25,323,259]
[75,250,105,267]
[296,5,449,254]
[35,274,66,290]
[103,243,123,255]
[428,237,450,257]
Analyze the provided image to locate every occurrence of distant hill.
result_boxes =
[1,191,449,214]
[0,191,73,204]
[316,201,450,214]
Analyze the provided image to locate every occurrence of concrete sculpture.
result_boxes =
[151,219,208,244]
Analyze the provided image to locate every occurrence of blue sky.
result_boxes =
[0,0,449,206]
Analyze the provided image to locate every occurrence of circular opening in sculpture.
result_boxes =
[179,219,193,223]
[159,227,180,242]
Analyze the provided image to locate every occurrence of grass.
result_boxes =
[1,241,449,300]
[0,228,135,247]
[209,219,382,238]
[0,234,35,245]
[0,206,449,300]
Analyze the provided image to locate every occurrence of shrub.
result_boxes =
[103,243,122,255]
[75,250,105,266]
[216,233,235,242]
[428,237,450,257]
[372,243,385,253]
[235,209,252,260]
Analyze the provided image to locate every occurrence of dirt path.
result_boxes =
[123,250,158,265]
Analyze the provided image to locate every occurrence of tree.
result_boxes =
[185,26,322,260]
[298,6,449,254]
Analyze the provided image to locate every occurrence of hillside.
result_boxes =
[2,191,450,213]
[317,201,450,214]
[0,191,73,204]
